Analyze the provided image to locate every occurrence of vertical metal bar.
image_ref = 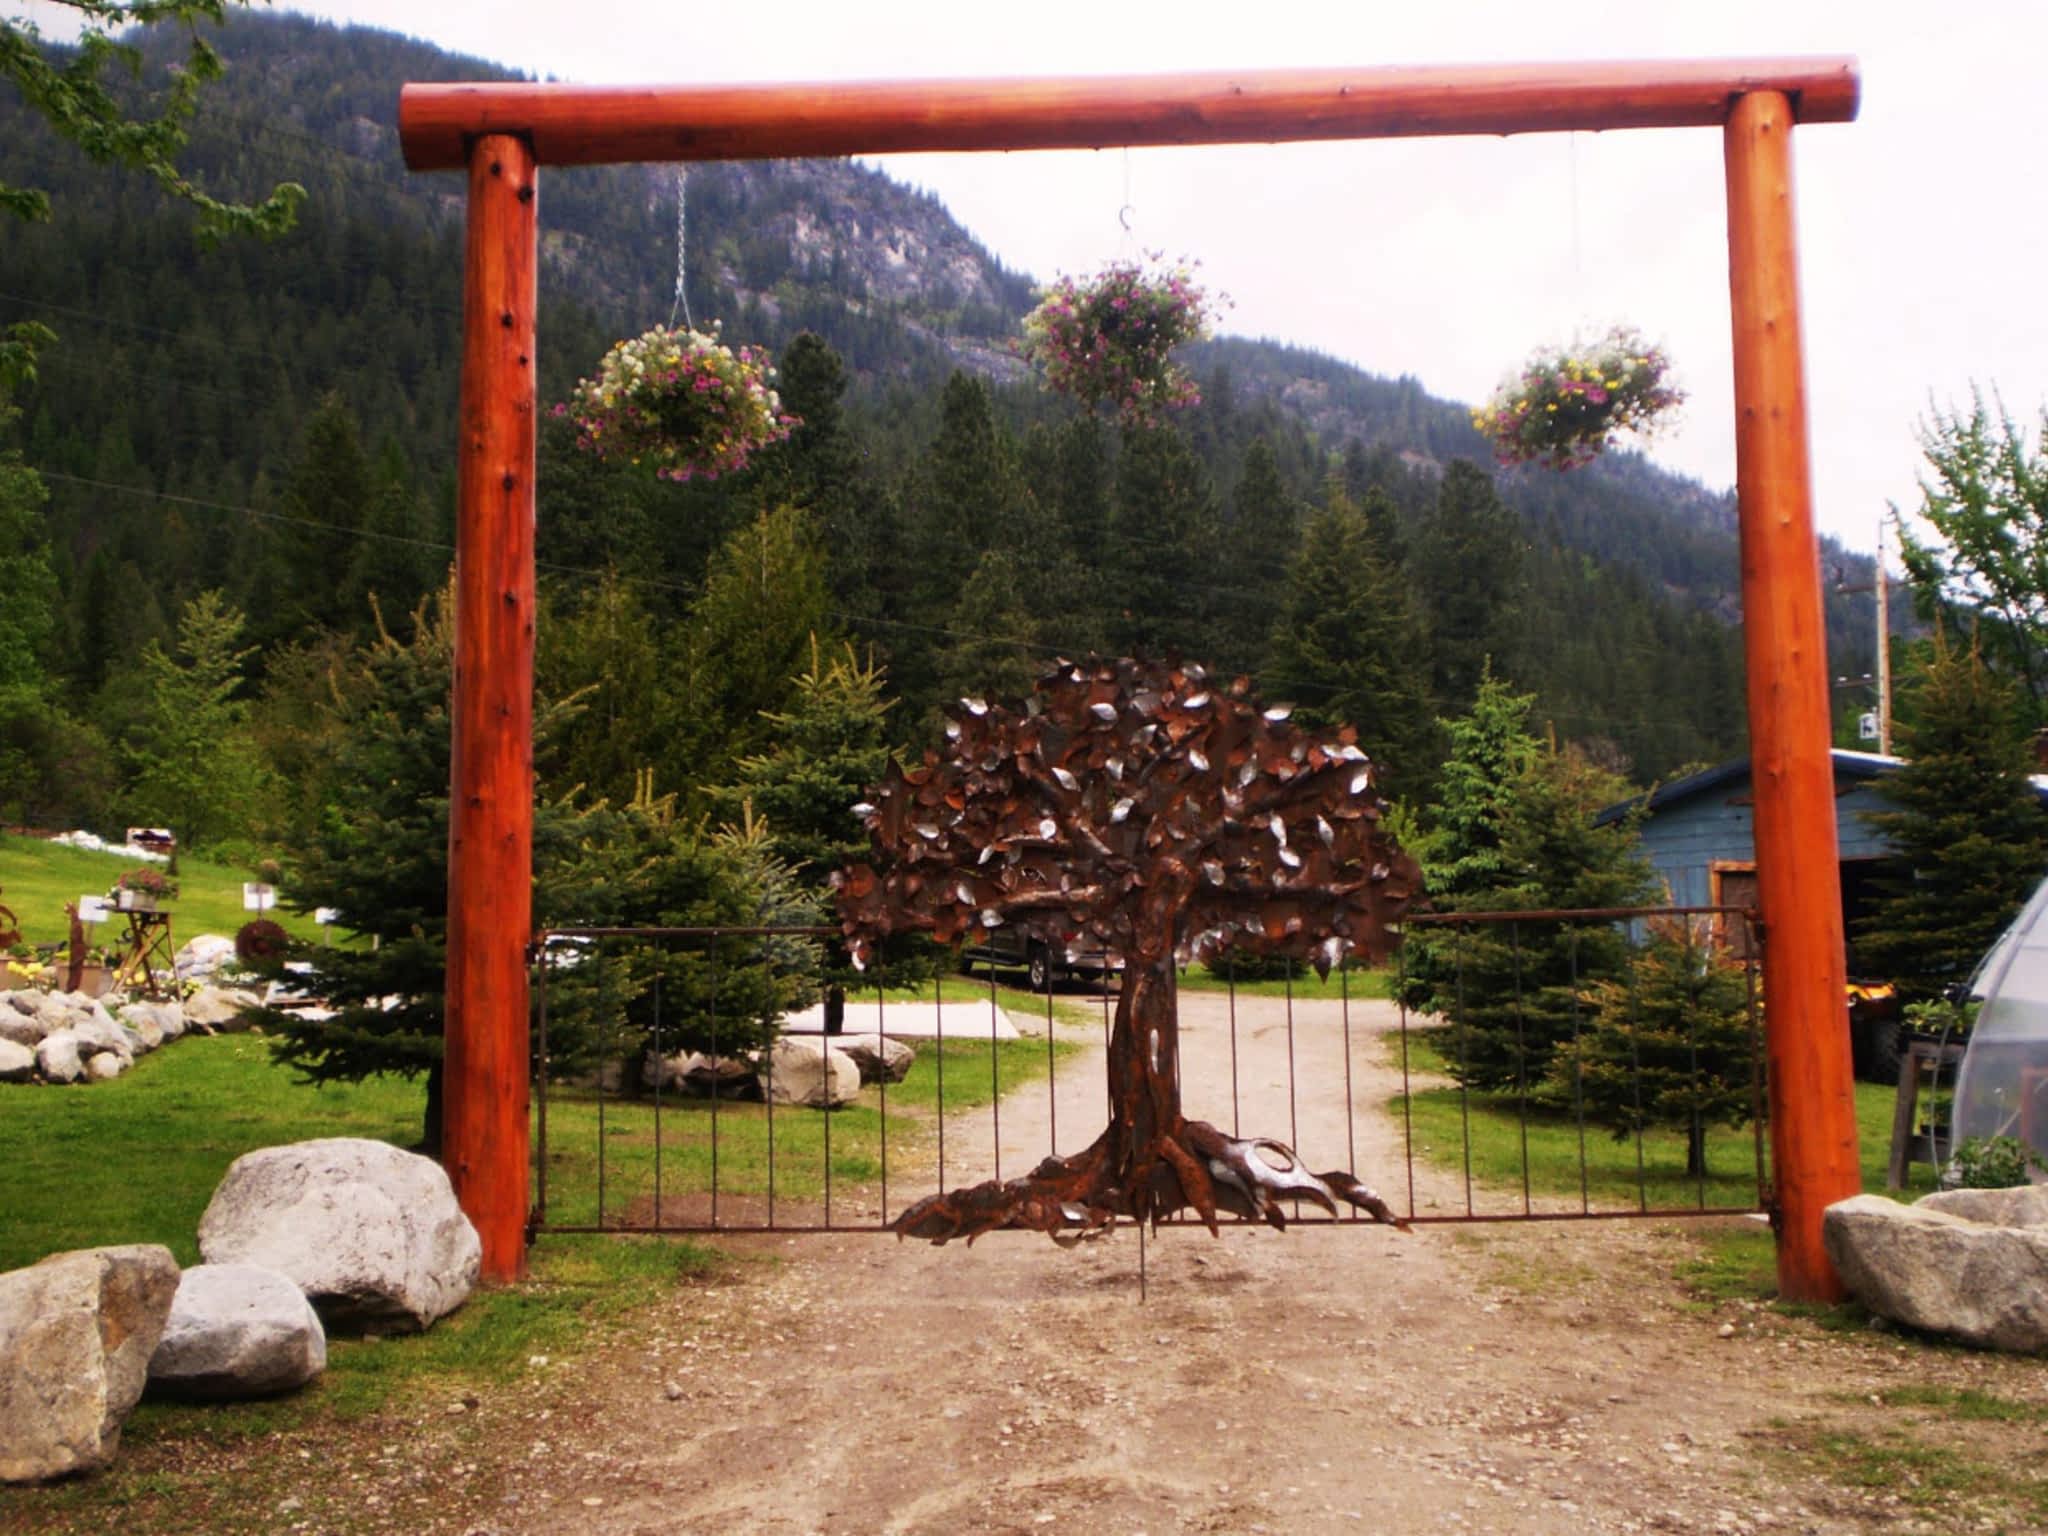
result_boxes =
[1746,917,1768,1211]
[1687,916,1706,1211]
[1512,919,1531,1217]
[708,936,721,1230]
[1456,925,1473,1218]
[1628,935,1648,1212]
[1284,958,1299,1152]
[1341,962,1356,1217]
[988,964,1001,1185]
[877,964,889,1226]
[824,965,834,1231]
[596,942,608,1232]
[1570,929,1589,1215]
[1138,1215,1147,1305]
[935,969,947,1195]
[1045,977,1057,1156]
[1227,951,1241,1138]
[652,962,663,1227]
[1398,936,1416,1223]
[1284,957,1300,1219]
[766,952,777,1230]
[535,943,549,1229]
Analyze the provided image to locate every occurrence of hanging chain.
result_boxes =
[669,165,693,331]
[1116,145,1136,259]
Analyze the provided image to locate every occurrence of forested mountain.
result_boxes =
[0,10,1887,845]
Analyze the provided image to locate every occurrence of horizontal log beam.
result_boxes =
[399,56,1858,171]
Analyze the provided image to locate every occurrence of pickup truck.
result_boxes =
[963,925,1122,993]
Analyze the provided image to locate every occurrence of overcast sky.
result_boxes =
[17,0,2048,556]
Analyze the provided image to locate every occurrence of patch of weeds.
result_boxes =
[1866,1386,2048,1424]
[1769,1421,2048,1521]
[1775,1299,1872,1332]
[1675,1223,1777,1305]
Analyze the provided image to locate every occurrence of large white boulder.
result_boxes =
[0,1039,33,1082]
[0,994,46,1048]
[66,1011,134,1067]
[757,1036,861,1108]
[119,1000,186,1046]
[1825,1191,2048,1351]
[34,1032,83,1084]
[183,986,264,1034]
[197,1138,480,1332]
[831,1033,916,1085]
[0,1245,181,1483]
[147,1264,326,1400]
[174,934,237,981]
[84,1053,126,1083]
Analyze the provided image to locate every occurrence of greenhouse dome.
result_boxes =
[1951,876,2048,1170]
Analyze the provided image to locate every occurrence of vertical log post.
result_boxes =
[446,133,538,1283]
[1724,90,1862,1301]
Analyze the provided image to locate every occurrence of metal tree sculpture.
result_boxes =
[835,656,1424,1245]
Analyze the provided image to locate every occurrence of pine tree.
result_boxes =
[1106,425,1223,661]
[122,589,266,849]
[1857,629,2048,1001]
[1216,435,1298,672]
[1263,481,1434,799]
[1551,917,1757,1178]
[1430,739,1659,1095]
[1412,458,1524,713]
[932,549,1041,720]
[680,502,834,786]
[711,637,895,882]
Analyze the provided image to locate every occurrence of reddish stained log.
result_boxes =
[400,57,1858,171]
[444,133,538,1284]
[1724,91,1861,1302]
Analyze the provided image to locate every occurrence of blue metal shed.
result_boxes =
[1595,749,1906,914]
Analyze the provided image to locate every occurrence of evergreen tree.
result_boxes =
[1263,481,1434,799]
[1857,629,2048,1000]
[1550,917,1757,1178]
[121,589,266,848]
[1105,425,1223,661]
[680,502,834,785]
[536,570,671,807]
[1431,738,1659,1095]
[1216,435,1298,673]
[1412,459,1524,713]
[711,637,895,882]
[933,549,1041,718]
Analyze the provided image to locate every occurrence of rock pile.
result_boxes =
[0,978,264,1085]
[0,1139,480,1483]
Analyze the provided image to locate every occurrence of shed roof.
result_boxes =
[1596,750,2048,828]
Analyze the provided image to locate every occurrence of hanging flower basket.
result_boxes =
[556,324,796,482]
[1019,257,1217,427]
[1473,326,1684,471]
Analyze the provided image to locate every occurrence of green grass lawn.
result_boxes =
[0,834,330,953]
[540,1033,1077,1226]
[1176,962,1394,1000]
[1389,1024,1939,1215]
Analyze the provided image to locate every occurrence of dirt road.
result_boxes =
[429,994,2027,1535]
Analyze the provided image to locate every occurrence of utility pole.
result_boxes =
[1875,514,1892,756]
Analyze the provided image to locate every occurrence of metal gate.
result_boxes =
[528,906,1767,1238]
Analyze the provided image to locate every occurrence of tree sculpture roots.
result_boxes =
[836,656,1423,1247]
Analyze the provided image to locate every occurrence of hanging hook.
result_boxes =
[1118,204,1134,233]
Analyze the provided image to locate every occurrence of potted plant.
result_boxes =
[111,867,179,912]
[1019,255,1218,426]
[556,322,796,482]
[1473,325,1683,470]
